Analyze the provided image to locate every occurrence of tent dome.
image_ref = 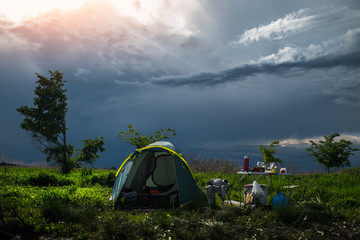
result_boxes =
[147,141,175,151]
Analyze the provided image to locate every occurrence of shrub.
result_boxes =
[90,172,115,187]
[81,167,93,177]
[188,158,239,174]
[27,172,73,186]
[40,199,97,223]
[338,167,360,175]
[99,213,143,240]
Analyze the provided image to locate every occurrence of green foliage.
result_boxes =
[338,167,360,175]
[89,172,115,187]
[40,199,97,223]
[75,137,105,167]
[16,70,74,173]
[259,140,282,164]
[99,213,146,240]
[81,166,93,177]
[45,144,75,174]
[17,71,68,143]
[307,133,359,173]
[188,158,239,174]
[16,71,105,174]
[117,124,176,148]
[27,172,74,186]
[1,167,360,239]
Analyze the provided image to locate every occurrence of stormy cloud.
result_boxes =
[1,0,360,171]
[153,28,360,87]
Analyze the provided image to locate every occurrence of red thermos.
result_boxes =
[244,156,249,171]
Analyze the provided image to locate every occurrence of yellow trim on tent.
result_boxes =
[115,153,133,177]
[114,145,195,178]
[137,145,196,176]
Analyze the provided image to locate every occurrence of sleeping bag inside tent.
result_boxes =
[111,141,201,206]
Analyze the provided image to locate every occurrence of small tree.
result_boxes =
[307,133,358,173]
[259,140,282,164]
[17,71,104,173]
[75,137,105,167]
[117,124,176,148]
[17,71,73,173]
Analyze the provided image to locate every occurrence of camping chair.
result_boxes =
[206,178,231,204]
[281,177,307,205]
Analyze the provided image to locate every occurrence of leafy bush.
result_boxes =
[338,167,360,175]
[188,158,239,174]
[40,198,96,223]
[81,167,93,177]
[99,213,145,240]
[90,172,115,187]
[27,172,74,186]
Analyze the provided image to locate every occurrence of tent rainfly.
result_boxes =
[111,141,201,206]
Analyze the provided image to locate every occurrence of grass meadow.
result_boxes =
[1,161,360,239]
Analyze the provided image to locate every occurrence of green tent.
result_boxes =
[111,141,201,206]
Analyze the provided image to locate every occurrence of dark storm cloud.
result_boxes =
[152,28,360,87]
[319,70,360,105]
[2,0,360,169]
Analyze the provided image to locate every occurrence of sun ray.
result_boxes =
[109,0,164,24]
[0,0,87,22]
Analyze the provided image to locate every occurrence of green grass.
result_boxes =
[1,165,360,239]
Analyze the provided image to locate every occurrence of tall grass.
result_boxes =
[188,157,240,174]
[1,165,360,239]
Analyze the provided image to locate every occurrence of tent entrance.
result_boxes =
[121,150,179,203]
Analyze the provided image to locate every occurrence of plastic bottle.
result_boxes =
[272,193,287,210]
[244,156,249,171]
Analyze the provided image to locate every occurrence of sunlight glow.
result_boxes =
[1,0,169,25]
[0,0,87,22]
[109,0,164,24]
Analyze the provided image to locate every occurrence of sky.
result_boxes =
[1,0,360,172]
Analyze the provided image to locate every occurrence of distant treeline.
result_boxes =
[0,161,19,166]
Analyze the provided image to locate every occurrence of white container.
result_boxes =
[244,184,268,205]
